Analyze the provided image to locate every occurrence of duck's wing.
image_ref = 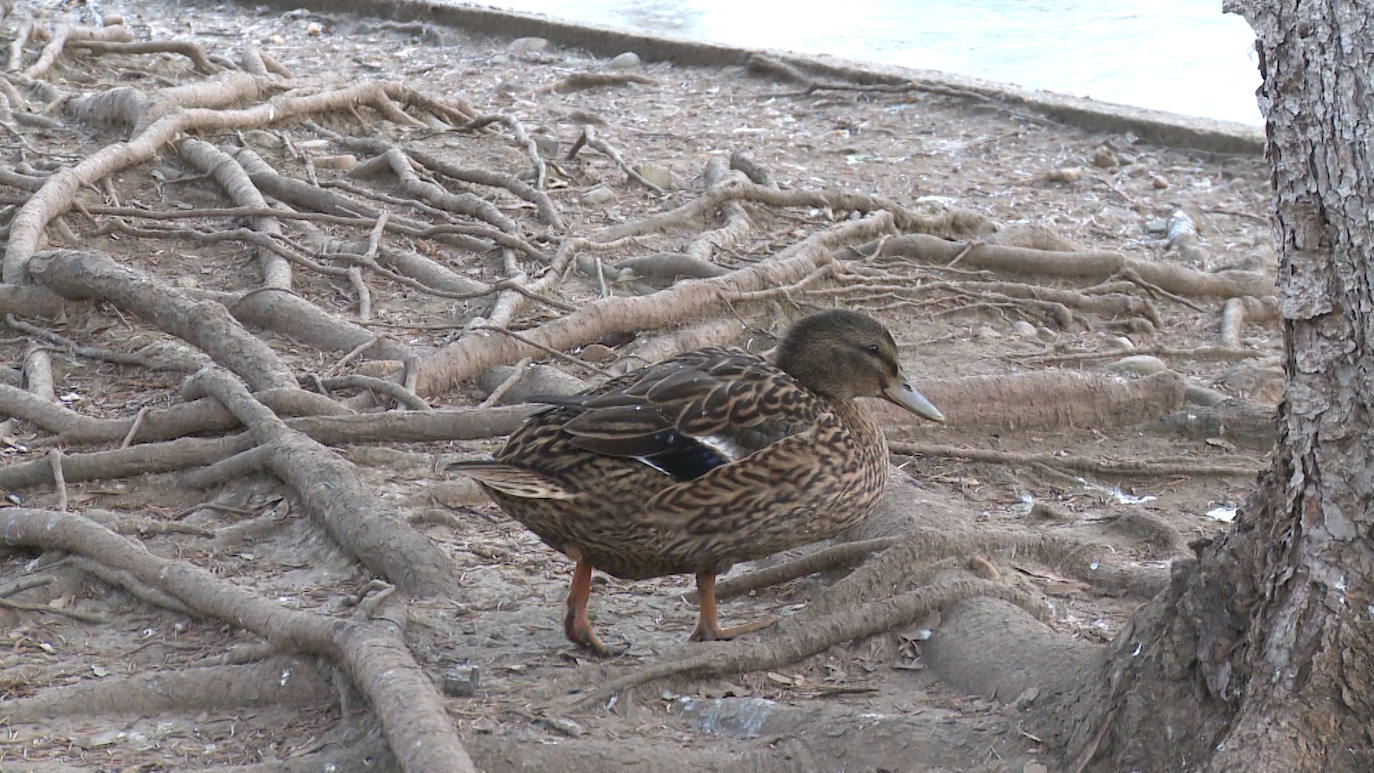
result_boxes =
[538,347,826,482]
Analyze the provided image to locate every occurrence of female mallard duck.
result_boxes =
[456,309,944,655]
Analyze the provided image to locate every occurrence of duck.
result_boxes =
[452,309,945,655]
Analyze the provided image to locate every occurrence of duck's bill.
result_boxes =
[883,381,946,423]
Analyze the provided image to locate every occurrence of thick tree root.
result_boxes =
[0,508,476,773]
[1,656,335,723]
[840,233,1273,299]
[189,368,463,598]
[564,577,1029,708]
[891,441,1260,478]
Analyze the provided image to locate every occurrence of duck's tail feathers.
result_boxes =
[447,461,579,500]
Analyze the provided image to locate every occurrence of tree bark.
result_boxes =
[1072,1,1374,770]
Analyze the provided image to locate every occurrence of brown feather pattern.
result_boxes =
[456,316,906,581]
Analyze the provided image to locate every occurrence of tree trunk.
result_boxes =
[1073,2,1374,770]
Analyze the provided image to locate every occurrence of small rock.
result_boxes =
[471,717,497,735]
[240,130,282,149]
[1144,218,1169,235]
[1106,355,1168,376]
[1035,326,1057,342]
[973,325,1001,340]
[1091,149,1119,168]
[85,730,123,748]
[442,664,480,697]
[1152,174,1170,189]
[312,154,356,170]
[508,37,548,57]
[634,162,675,190]
[1109,336,1135,350]
[540,716,583,737]
[305,20,323,36]
[1044,166,1083,183]
[1011,320,1038,338]
[579,343,614,362]
[609,51,641,69]
[1024,763,1050,773]
[1014,686,1041,709]
[581,186,617,206]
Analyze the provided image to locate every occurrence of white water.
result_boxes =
[478,0,1262,125]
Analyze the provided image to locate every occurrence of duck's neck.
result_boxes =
[827,396,889,458]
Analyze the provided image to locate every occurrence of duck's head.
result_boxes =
[775,309,945,422]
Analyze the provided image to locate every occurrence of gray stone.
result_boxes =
[609,51,642,69]
[1106,354,1168,376]
[581,186,617,206]
[442,664,480,697]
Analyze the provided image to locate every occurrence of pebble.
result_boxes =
[581,186,617,206]
[313,154,356,170]
[1023,763,1050,773]
[1184,384,1230,407]
[442,664,481,697]
[1106,355,1168,376]
[508,37,548,57]
[1035,326,1057,342]
[1152,174,1170,189]
[1045,166,1083,183]
[1091,149,1119,168]
[973,325,1001,340]
[609,51,642,69]
[634,162,675,190]
[579,343,614,362]
[240,129,282,148]
[1011,320,1038,338]
[1109,336,1135,350]
[1014,686,1041,710]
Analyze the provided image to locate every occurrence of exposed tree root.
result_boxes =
[0,508,475,773]
[592,179,984,242]
[189,367,462,598]
[683,155,753,261]
[8,78,470,281]
[0,432,255,490]
[691,538,899,603]
[70,38,219,74]
[544,71,656,93]
[564,577,1028,708]
[1,656,334,723]
[460,112,547,189]
[0,385,341,447]
[1219,295,1278,347]
[28,249,298,391]
[841,233,1273,299]
[892,441,1260,478]
[566,125,665,194]
[20,21,132,79]
[1142,398,1277,450]
[1029,345,1271,367]
[924,596,1103,709]
[607,318,746,375]
[412,211,896,394]
[909,370,1186,432]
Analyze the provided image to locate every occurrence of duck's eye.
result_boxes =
[863,344,880,355]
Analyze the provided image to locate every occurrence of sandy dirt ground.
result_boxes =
[0,2,1276,770]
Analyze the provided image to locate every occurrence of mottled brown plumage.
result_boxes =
[454,309,944,654]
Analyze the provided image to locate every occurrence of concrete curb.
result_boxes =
[252,0,1265,155]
